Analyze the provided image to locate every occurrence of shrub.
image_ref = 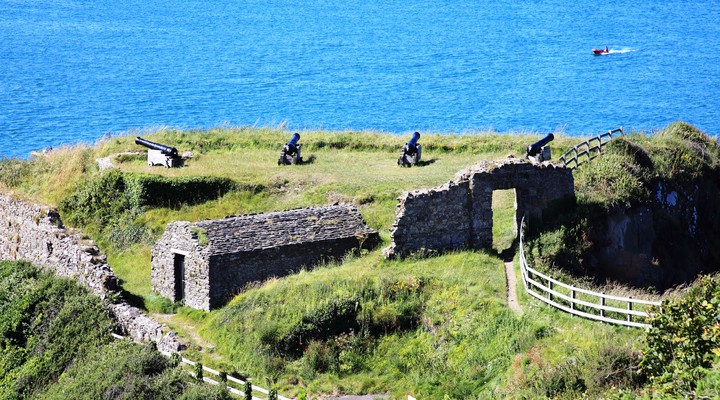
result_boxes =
[641,275,720,394]
[124,173,237,208]
[59,170,237,249]
[41,340,230,400]
[0,261,115,398]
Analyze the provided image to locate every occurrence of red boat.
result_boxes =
[593,46,609,55]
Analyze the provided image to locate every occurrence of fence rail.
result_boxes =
[558,127,623,169]
[111,332,291,400]
[518,218,661,328]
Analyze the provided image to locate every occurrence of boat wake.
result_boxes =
[607,48,635,54]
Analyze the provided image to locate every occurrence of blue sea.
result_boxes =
[2,0,720,158]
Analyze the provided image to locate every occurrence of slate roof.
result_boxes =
[193,205,377,255]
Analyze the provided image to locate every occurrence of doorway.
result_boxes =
[492,188,518,255]
[173,253,185,302]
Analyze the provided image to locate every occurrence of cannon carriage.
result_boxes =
[278,133,303,165]
[135,137,184,168]
[526,133,554,163]
[397,131,422,167]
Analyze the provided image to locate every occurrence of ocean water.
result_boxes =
[1,0,719,158]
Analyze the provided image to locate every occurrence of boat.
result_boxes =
[593,46,609,55]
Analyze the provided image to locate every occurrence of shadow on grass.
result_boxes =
[120,288,148,310]
[279,155,317,166]
[301,155,317,164]
[414,158,437,167]
[495,237,519,262]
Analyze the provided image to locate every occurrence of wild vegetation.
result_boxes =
[1,124,720,398]
[525,122,720,289]
[0,260,229,399]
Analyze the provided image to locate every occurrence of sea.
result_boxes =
[2,0,720,158]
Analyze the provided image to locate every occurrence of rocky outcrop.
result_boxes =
[0,193,181,352]
[580,176,720,290]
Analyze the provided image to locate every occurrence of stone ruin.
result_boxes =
[384,158,575,258]
[151,205,379,311]
[0,194,182,352]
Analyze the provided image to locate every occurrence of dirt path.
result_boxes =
[504,259,522,314]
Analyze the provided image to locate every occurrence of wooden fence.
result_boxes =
[558,127,623,169]
[518,218,661,328]
[111,333,291,400]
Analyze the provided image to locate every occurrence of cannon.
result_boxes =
[397,131,422,167]
[526,133,554,162]
[135,137,184,168]
[278,133,302,165]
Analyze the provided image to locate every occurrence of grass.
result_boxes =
[2,125,698,399]
[492,188,517,253]
[199,250,522,397]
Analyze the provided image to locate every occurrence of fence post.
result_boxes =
[571,289,576,314]
[548,279,553,301]
[600,293,605,318]
[627,297,632,323]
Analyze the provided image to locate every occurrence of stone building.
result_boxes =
[151,205,379,310]
[384,158,575,258]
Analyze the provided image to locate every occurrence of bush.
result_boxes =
[124,173,237,208]
[61,170,237,226]
[41,340,231,400]
[59,170,237,249]
[641,275,720,394]
[0,261,115,398]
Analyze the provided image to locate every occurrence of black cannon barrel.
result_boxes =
[287,133,300,147]
[407,131,420,147]
[526,133,554,157]
[135,137,178,157]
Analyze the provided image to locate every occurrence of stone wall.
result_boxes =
[208,236,378,309]
[151,221,212,311]
[152,206,379,310]
[385,158,575,258]
[0,194,181,352]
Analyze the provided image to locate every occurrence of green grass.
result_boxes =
[199,250,521,397]
[492,189,517,253]
[3,125,702,399]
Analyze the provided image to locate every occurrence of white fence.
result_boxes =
[558,127,623,169]
[518,219,661,328]
[111,332,291,400]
